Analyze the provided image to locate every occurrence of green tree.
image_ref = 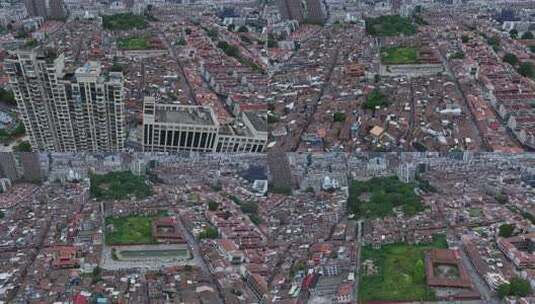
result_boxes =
[217,41,240,58]
[92,266,102,283]
[510,29,518,39]
[363,89,388,110]
[176,37,186,46]
[496,192,508,204]
[237,25,248,32]
[240,201,258,214]
[497,283,511,299]
[450,51,465,59]
[199,227,218,239]
[0,88,16,105]
[518,62,535,78]
[487,36,500,48]
[110,62,124,72]
[509,277,532,297]
[208,200,219,211]
[521,31,534,39]
[374,74,381,83]
[227,24,235,32]
[102,13,147,30]
[503,53,519,66]
[498,223,515,238]
[14,141,31,152]
[497,278,532,298]
[240,35,252,44]
[461,35,470,43]
[333,112,346,122]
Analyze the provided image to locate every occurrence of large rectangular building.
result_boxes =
[4,48,126,152]
[143,98,220,153]
[278,0,305,22]
[142,97,266,153]
[25,0,65,19]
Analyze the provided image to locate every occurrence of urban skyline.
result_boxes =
[0,0,533,304]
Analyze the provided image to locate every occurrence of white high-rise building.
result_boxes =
[4,48,126,152]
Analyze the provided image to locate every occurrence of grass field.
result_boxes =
[359,235,448,303]
[366,15,417,37]
[105,215,156,245]
[117,36,151,50]
[469,208,482,217]
[381,46,419,64]
[90,171,152,201]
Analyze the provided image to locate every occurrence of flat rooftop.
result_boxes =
[154,105,216,126]
[244,111,267,133]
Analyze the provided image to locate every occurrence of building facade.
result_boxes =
[25,0,47,18]
[4,49,126,152]
[278,0,305,22]
[25,0,65,19]
[48,0,66,19]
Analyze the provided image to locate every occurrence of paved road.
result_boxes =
[458,244,499,304]
[176,213,225,304]
[288,40,341,152]
[439,49,489,151]
[353,220,363,302]
[158,31,198,104]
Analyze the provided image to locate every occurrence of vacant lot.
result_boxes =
[381,46,419,64]
[118,36,151,50]
[105,215,155,245]
[359,235,448,303]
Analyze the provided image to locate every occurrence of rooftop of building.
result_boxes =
[243,111,267,133]
[154,104,216,127]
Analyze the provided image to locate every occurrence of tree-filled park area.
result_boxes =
[117,36,151,50]
[90,171,152,201]
[363,89,389,110]
[381,46,419,64]
[102,13,147,31]
[365,15,417,37]
[105,215,156,245]
[0,121,25,144]
[348,176,424,218]
[359,235,448,303]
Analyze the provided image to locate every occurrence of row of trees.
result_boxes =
[497,277,532,299]
[501,52,535,79]
[509,29,535,40]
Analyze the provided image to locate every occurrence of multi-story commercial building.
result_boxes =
[0,153,19,181]
[19,152,42,182]
[278,0,305,22]
[4,48,126,152]
[278,0,325,23]
[48,0,66,19]
[25,0,47,18]
[25,0,65,19]
[142,97,266,153]
[305,0,325,24]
